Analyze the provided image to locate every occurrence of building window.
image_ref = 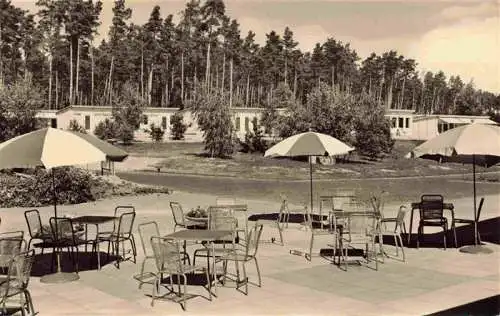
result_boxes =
[391,117,397,128]
[398,117,404,128]
[405,118,410,129]
[162,117,167,129]
[235,117,240,131]
[245,117,249,132]
[85,115,90,130]
[142,115,148,125]
[50,118,57,128]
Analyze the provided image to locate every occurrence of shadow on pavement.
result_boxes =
[425,294,500,316]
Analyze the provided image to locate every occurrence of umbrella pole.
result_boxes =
[473,155,478,246]
[309,156,313,217]
[40,168,80,284]
[459,154,492,254]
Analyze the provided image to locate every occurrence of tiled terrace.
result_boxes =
[1,191,499,315]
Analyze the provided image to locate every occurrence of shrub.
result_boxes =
[118,123,134,145]
[170,112,187,140]
[239,117,268,153]
[94,118,119,140]
[68,119,87,134]
[149,123,165,142]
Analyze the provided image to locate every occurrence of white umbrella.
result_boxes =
[265,131,355,212]
[407,123,500,253]
[0,127,129,283]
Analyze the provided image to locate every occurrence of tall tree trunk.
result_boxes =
[148,64,153,106]
[284,56,288,86]
[181,52,184,102]
[205,42,211,88]
[293,68,297,98]
[331,65,335,90]
[245,74,250,106]
[386,76,394,109]
[400,76,406,109]
[221,53,226,95]
[368,76,372,96]
[140,45,144,99]
[107,56,114,105]
[69,40,73,104]
[412,86,415,110]
[55,71,59,109]
[164,57,169,107]
[48,55,53,109]
[75,38,80,103]
[90,44,94,105]
[229,57,233,107]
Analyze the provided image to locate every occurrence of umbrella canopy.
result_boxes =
[408,124,500,161]
[0,127,128,169]
[265,131,354,158]
[407,123,500,250]
[265,131,354,212]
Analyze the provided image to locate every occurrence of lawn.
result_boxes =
[117,141,500,181]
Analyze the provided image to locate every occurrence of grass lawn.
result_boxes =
[117,141,500,181]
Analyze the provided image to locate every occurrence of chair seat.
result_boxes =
[160,264,205,275]
[453,218,475,224]
[219,250,251,262]
[420,219,447,226]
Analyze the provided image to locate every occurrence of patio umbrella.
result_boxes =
[407,123,500,254]
[0,127,129,283]
[264,131,355,213]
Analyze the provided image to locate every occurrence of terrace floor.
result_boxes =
[1,191,499,315]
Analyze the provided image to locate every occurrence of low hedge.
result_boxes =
[0,167,169,208]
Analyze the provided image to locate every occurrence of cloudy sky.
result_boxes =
[12,0,500,93]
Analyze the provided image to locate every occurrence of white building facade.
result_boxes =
[36,105,497,142]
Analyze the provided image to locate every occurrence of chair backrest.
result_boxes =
[245,224,263,257]
[114,206,136,232]
[207,206,238,243]
[394,205,408,233]
[116,212,136,238]
[216,197,236,206]
[150,237,183,273]
[169,202,186,226]
[476,197,485,222]
[1,249,35,305]
[138,221,160,258]
[49,217,75,242]
[25,209,43,238]
[332,194,357,211]
[345,212,378,238]
[420,194,444,220]
[0,231,25,268]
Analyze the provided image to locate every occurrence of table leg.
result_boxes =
[407,208,415,245]
[96,224,101,270]
[212,241,217,296]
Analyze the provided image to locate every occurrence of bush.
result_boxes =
[170,112,187,140]
[118,123,134,145]
[68,119,87,134]
[239,117,268,153]
[149,123,165,142]
[94,118,119,140]
[0,167,103,207]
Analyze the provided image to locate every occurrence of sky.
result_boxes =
[11,0,500,94]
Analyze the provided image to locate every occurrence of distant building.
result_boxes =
[36,105,497,142]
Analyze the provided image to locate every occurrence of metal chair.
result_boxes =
[170,202,206,231]
[0,232,26,275]
[0,250,36,316]
[134,221,160,289]
[97,211,137,269]
[97,206,136,237]
[417,194,448,249]
[380,205,408,262]
[49,217,95,274]
[452,197,485,247]
[219,224,264,295]
[253,194,290,245]
[305,196,335,261]
[192,206,238,265]
[24,209,52,252]
[150,237,211,310]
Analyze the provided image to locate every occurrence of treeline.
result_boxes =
[0,0,499,116]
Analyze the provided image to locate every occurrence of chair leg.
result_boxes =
[253,257,262,287]
[307,233,314,261]
[129,235,137,263]
[452,223,458,248]
[417,225,422,249]
[277,224,284,246]
[443,223,447,250]
[397,235,405,262]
